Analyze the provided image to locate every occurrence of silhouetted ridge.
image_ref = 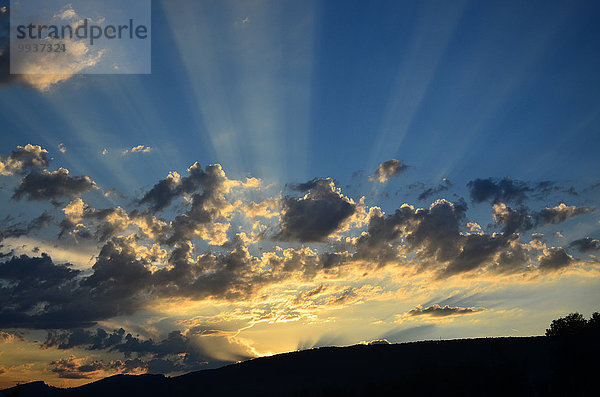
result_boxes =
[2,336,599,396]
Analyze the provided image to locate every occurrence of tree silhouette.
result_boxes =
[545,312,599,337]
[587,312,600,335]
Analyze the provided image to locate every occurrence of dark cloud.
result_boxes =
[0,329,25,343]
[0,236,318,329]
[408,304,484,317]
[137,163,235,246]
[275,178,356,242]
[44,327,127,351]
[467,177,532,204]
[538,247,573,271]
[288,177,328,192]
[354,199,468,266]
[139,163,226,213]
[49,355,150,379]
[418,178,452,201]
[0,238,157,329]
[45,327,254,375]
[535,203,592,225]
[441,233,510,277]
[13,168,98,201]
[372,159,409,183]
[0,144,51,175]
[403,199,468,263]
[492,203,533,236]
[569,237,600,253]
[352,198,541,277]
[58,200,139,241]
[0,253,89,328]
[0,211,53,241]
[493,242,530,273]
[490,202,591,237]
[51,357,105,379]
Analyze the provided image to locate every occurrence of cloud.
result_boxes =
[569,237,600,253]
[58,143,68,154]
[538,247,573,271]
[12,168,98,201]
[535,203,592,225]
[356,199,468,267]
[139,163,229,215]
[122,145,152,156]
[417,178,452,201]
[441,233,509,277]
[58,198,160,242]
[275,178,356,242]
[0,148,596,368]
[50,356,108,379]
[1,5,105,91]
[467,177,532,204]
[0,144,50,175]
[0,238,169,329]
[0,253,88,328]
[367,339,391,345]
[0,330,25,343]
[0,211,53,241]
[492,203,532,236]
[45,326,256,375]
[493,240,530,273]
[371,159,409,183]
[408,304,484,317]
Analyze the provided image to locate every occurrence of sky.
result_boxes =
[1,0,600,388]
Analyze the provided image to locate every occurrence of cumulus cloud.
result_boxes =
[538,247,573,271]
[492,203,532,236]
[0,238,290,328]
[408,304,484,317]
[44,326,256,375]
[417,178,452,201]
[569,237,600,253]
[441,233,510,277]
[275,178,356,242]
[535,203,592,225]
[0,253,87,328]
[122,145,152,155]
[139,163,229,215]
[1,5,105,91]
[50,356,110,379]
[0,330,25,343]
[355,199,468,267]
[371,159,409,183]
[12,168,98,201]
[467,177,532,204]
[58,198,165,242]
[0,144,596,380]
[0,144,50,175]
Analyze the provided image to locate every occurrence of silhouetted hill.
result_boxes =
[2,336,599,396]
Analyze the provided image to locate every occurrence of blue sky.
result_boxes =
[2,1,600,191]
[1,0,599,387]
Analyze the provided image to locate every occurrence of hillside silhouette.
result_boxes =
[2,334,599,396]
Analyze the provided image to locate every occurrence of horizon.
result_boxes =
[1,0,600,389]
